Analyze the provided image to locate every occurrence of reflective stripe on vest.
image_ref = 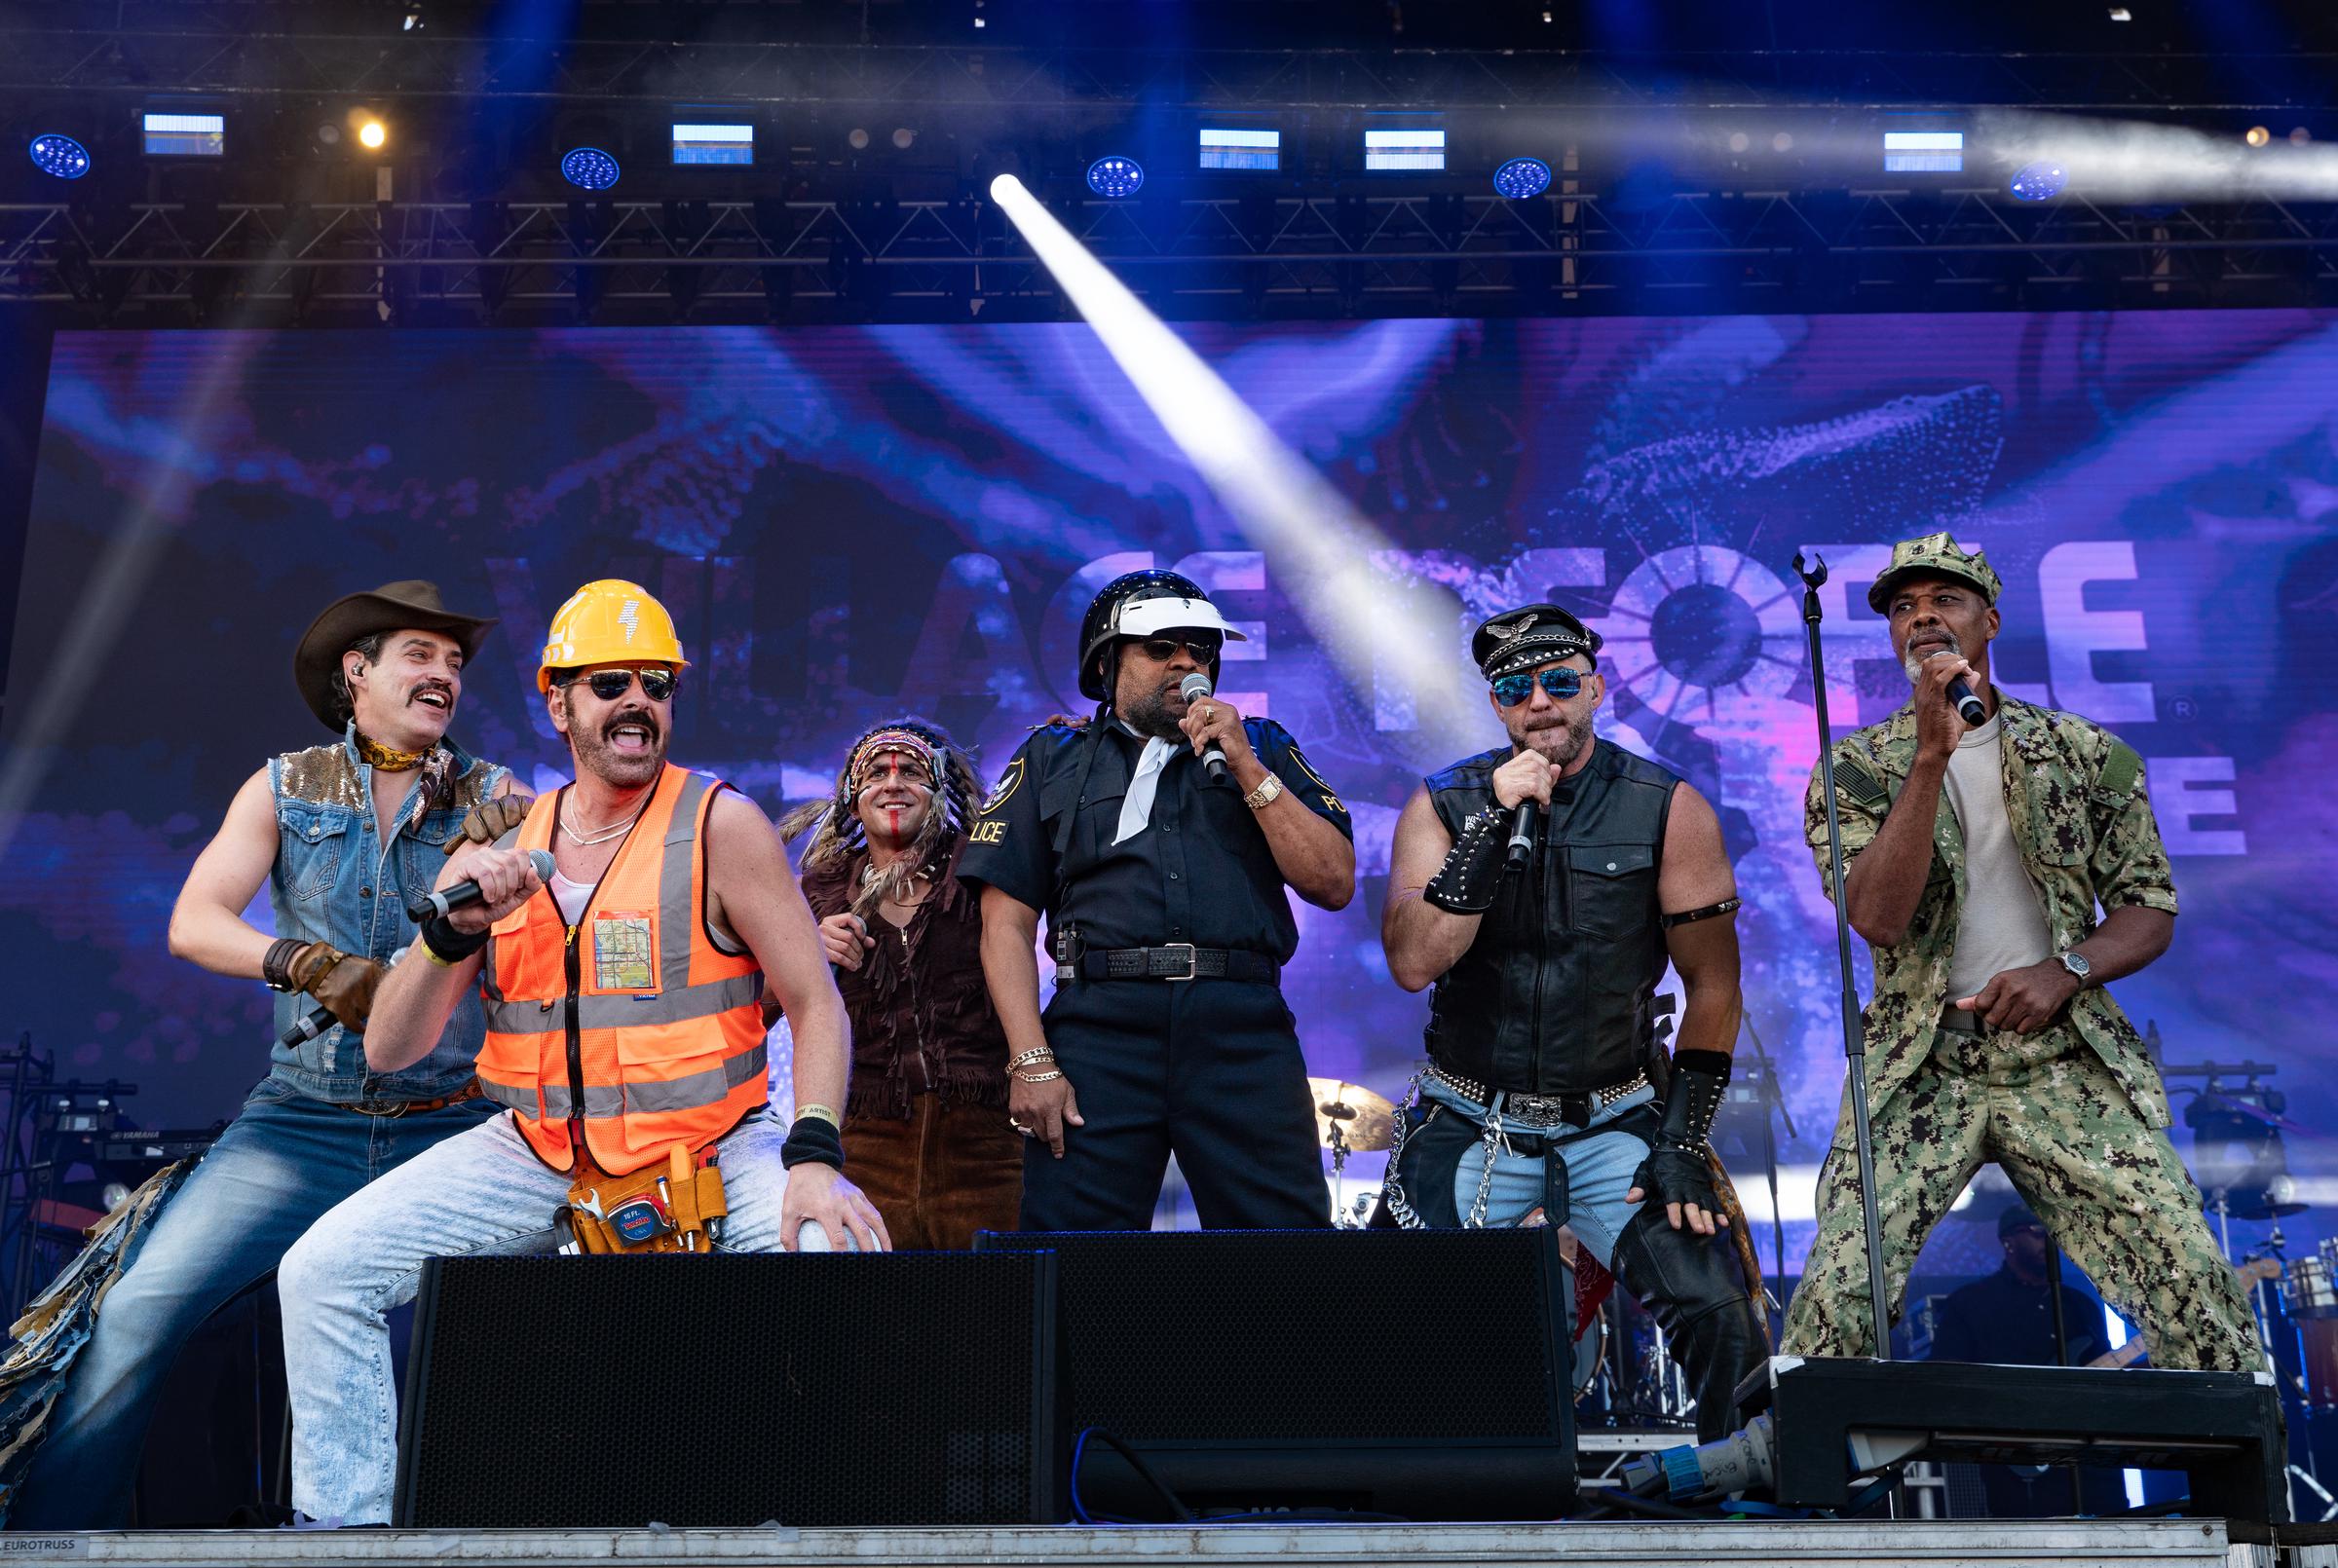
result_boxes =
[472,765,768,1176]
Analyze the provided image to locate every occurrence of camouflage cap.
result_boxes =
[1867,531,2003,614]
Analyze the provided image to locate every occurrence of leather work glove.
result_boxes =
[285,942,387,1031]
[440,794,535,855]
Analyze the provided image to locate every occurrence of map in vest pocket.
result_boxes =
[592,912,657,991]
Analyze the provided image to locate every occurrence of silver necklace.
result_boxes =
[561,794,649,847]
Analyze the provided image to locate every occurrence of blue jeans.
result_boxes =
[1417,1076,1656,1269]
[280,1109,834,1524]
[9,1077,493,1529]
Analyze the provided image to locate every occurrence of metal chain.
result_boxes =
[1465,1100,1506,1230]
[1380,1072,1427,1229]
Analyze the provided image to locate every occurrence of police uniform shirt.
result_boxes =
[959,717,1351,961]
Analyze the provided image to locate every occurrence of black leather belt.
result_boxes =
[1079,945,1279,985]
[1937,1007,1983,1036]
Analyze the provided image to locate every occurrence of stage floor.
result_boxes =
[17,1520,2289,1568]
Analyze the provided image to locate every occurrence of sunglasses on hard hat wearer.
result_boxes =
[1135,636,1222,663]
[1492,667,1585,707]
[553,667,679,703]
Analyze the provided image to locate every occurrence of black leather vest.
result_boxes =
[1422,738,1678,1094]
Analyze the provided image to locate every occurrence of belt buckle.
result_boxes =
[1507,1094,1566,1130]
[1158,942,1198,982]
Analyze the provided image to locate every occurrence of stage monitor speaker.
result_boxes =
[975,1227,1572,1520]
[394,1252,1062,1528]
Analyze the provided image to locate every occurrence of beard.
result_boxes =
[566,701,665,789]
[1902,630,1964,685]
[1119,682,1188,742]
[1516,706,1596,770]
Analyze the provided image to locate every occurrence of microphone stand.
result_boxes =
[1739,1011,1795,1332]
[1794,551,1894,1361]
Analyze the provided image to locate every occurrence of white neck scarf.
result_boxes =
[1112,733,1178,845]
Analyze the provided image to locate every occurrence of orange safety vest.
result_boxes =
[474,765,768,1176]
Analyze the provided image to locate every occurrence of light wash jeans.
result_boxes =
[8,1076,493,1529]
[279,1109,830,1524]
[1417,1076,1656,1269]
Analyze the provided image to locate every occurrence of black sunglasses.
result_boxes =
[555,666,679,703]
[1136,636,1222,663]
[1492,667,1585,707]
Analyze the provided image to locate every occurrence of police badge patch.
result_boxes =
[979,757,1025,815]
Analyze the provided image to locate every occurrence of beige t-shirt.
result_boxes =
[1942,713,2055,1001]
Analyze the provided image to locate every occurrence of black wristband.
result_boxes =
[420,915,489,965]
[261,937,305,992]
[1423,807,1509,915]
[1656,1049,1732,1153]
[779,1114,846,1172]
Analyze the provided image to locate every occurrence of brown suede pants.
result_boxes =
[843,1093,1025,1250]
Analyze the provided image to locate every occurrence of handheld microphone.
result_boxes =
[405,847,556,924]
[1505,801,1537,871]
[278,946,408,1046]
[1178,672,1230,782]
[1922,649,1988,728]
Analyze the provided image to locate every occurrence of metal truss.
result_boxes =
[4,15,2338,114]
[8,190,2338,326]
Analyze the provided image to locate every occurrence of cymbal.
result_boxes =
[2204,1186,2311,1221]
[1308,1078,1397,1153]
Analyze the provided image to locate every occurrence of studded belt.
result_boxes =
[1424,1065,1650,1131]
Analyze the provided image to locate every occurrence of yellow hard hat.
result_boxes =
[537,579,690,692]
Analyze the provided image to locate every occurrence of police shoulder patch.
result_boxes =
[979,756,1026,815]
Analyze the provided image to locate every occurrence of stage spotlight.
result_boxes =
[1086,156,1145,198]
[1365,126,1446,172]
[358,118,389,152]
[27,132,91,180]
[848,128,870,150]
[1491,157,1552,199]
[1772,131,1794,152]
[891,128,916,150]
[561,146,621,191]
[2245,126,2271,147]
[2107,5,2131,17]
[2009,162,2067,201]
[2291,128,2312,146]
[1727,131,1751,154]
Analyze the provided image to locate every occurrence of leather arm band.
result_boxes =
[1654,1048,1732,1154]
[780,1114,846,1171]
[261,937,306,992]
[1422,807,1509,915]
[419,915,489,965]
[1658,896,1742,930]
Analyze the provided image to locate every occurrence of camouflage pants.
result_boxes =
[1781,1024,2262,1371]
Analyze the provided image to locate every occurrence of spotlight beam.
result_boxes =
[987,173,1484,756]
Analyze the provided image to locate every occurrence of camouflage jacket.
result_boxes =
[1803,693,2179,1150]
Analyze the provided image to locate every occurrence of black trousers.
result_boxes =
[1018,977,1329,1231]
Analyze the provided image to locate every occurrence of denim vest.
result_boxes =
[266,726,510,1103]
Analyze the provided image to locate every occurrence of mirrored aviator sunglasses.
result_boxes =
[1137,636,1221,663]
[1491,667,1584,707]
[562,666,679,702]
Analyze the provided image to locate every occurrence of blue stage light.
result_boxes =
[28,132,91,180]
[561,146,621,191]
[2009,162,2067,202]
[1492,157,1553,200]
[1087,156,1145,198]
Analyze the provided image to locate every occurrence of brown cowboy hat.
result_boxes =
[292,579,498,731]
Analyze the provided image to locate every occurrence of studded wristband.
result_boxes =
[1655,1049,1732,1154]
[1422,807,1509,915]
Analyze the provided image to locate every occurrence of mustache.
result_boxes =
[408,681,455,704]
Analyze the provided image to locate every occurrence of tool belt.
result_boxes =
[558,1144,728,1254]
[1425,1064,1650,1132]
[1077,945,1279,985]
